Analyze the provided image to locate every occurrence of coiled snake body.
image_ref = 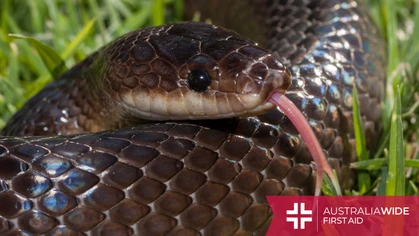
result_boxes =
[0,0,384,235]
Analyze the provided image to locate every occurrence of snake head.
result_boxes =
[103,22,291,121]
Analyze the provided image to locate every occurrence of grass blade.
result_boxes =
[405,159,419,168]
[61,19,96,60]
[351,159,387,170]
[5,15,47,74]
[9,34,67,78]
[87,0,107,43]
[383,0,400,85]
[352,85,368,161]
[173,0,184,20]
[386,86,405,196]
[152,0,165,26]
[321,170,341,196]
[377,167,388,196]
[352,84,370,194]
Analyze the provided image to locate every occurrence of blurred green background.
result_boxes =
[0,0,184,127]
[0,0,419,195]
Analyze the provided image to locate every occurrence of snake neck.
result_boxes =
[56,49,152,134]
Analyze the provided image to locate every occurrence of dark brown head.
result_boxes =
[102,22,291,120]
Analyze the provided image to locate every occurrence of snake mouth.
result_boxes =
[120,90,278,121]
[116,53,292,121]
[118,61,291,121]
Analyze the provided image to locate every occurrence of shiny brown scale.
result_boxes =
[0,0,385,235]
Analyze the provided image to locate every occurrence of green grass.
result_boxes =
[0,0,418,196]
[0,0,184,127]
[351,0,419,196]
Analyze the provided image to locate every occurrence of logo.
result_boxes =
[266,196,416,235]
[286,202,312,229]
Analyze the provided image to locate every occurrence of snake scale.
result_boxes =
[0,0,385,235]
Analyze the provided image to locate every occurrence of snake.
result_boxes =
[0,0,385,235]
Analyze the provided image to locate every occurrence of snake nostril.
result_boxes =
[187,69,211,92]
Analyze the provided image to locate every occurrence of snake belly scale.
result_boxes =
[0,0,384,235]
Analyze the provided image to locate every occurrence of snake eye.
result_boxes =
[187,69,211,92]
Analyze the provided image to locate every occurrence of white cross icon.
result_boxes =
[286,202,312,229]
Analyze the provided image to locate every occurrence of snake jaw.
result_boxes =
[121,91,278,121]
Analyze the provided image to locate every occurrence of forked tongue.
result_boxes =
[269,91,341,196]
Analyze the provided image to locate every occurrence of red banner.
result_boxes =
[266,196,419,235]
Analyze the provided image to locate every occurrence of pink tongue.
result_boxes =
[269,91,341,196]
